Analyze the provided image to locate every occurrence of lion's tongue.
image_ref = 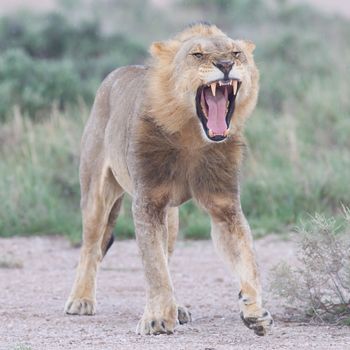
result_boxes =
[204,87,228,135]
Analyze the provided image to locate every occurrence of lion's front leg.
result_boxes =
[204,196,274,336]
[132,197,178,335]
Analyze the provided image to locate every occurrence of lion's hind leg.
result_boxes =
[65,167,124,315]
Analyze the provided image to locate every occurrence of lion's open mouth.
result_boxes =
[195,79,241,142]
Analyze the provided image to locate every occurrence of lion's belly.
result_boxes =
[110,157,134,196]
[105,116,135,196]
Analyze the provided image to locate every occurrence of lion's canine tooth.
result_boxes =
[208,129,214,137]
[224,128,229,137]
[232,80,238,95]
[210,82,216,96]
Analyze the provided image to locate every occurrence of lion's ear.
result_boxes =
[243,40,256,54]
[150,40,179,60]
[235,40,256,55]
[150,42,166,57]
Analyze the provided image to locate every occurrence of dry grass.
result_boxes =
[0,254,23,269]
[0,106,84,242]
[270,209,350,325]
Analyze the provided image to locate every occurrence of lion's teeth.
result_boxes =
[208,129,214,137]
[232,80,238,95]
[224,128,229,137]
[210,82,216,96]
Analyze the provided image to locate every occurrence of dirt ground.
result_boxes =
[0,235,349,350]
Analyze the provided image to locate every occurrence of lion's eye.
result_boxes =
[233,51,241,58]
[192,52,203,59]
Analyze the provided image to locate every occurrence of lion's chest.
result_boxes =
[135,142,239,206]
[136,145,192,204]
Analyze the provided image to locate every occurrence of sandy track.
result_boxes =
[0,236,349,350]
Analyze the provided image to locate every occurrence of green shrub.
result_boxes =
[0,13,146,63]
[0,49,82,119]
[0,13,147,120]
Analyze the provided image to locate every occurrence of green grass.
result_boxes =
[0,109,82,243]
[0,0,350,241]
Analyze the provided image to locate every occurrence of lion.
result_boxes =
[64,22,273,336]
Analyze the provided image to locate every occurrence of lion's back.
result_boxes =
[81,65,147,148]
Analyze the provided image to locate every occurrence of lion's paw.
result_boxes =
[64,298,96,315]
[177,305,192,325]
[136,317,176,335]
[240,309,274,336]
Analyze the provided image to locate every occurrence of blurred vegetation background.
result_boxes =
[0,0,350,243]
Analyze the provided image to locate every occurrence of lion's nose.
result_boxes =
[214,60,234,76]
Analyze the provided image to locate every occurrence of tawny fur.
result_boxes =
[65,23,273,336]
